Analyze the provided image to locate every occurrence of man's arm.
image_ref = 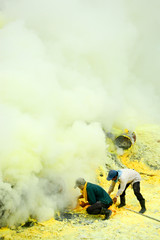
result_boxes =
[113,179,127,203]
[108,181,116,195]
[87,187,96,205]
[116,180,127,197]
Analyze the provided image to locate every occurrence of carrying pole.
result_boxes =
[124,207,160,223]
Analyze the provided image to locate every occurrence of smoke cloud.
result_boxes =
[0,0,159,226]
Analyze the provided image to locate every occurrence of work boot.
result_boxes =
[100,208,112,220]
[103,209,112,220]
[139,199,146,214]
[117,196,126,208]
[117,203,126,208]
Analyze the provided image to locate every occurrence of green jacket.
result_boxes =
[86,182,112,205]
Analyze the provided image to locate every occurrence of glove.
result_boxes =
[113,197,117,204]
[80,201,89,208]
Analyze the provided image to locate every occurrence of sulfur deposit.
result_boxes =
[0,125,160,239]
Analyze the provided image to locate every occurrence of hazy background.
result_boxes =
[0,0,160,226]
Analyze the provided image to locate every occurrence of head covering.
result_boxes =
[107,170,118,181]
[74,178,86,188]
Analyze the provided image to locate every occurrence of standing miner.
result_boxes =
[107,169,146,213]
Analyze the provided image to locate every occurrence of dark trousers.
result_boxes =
[119,182,145,201]
[86,201,112,215]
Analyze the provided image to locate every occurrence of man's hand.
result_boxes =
[80,201,89,208]
[113,197,117,204]
[78,194,83,199]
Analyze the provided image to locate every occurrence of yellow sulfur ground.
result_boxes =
[0,126,160,239]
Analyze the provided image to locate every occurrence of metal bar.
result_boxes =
[124,207,160,223]
[139,172,157,177]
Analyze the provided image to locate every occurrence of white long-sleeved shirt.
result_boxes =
[108,169,141,197]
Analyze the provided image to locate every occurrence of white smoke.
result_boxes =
[0,0,160,226]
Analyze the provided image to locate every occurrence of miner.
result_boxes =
[74,178,112,220]
[107,169,146,213]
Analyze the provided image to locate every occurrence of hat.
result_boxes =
[107,170,118,181]
[74,178,86,188]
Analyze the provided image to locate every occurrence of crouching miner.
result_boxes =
[74,177,113,220]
